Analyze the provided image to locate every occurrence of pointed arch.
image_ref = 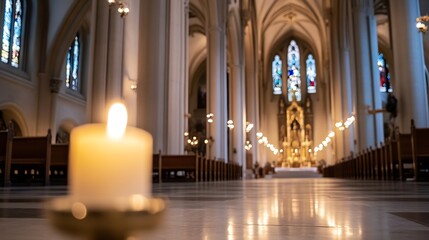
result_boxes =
[0,102,28,136]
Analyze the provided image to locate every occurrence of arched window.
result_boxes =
[306,54,316,94]
[1,0,25,68]
[378,53,391,92]
[272,54,282,95]
[287,40,301,102]
[65,33,80,92]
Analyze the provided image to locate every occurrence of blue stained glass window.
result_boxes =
[272,54,282,95]
[65,33,80,91]
[1,0,12,64]
[306,54,316,94]
[287,40,301,102]
[1,0,23,68]
[11,0,22,67]
[378,53,391,92]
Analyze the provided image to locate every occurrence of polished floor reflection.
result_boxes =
[1,178,429,239]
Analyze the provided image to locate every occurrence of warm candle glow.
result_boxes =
[107,103,128,139]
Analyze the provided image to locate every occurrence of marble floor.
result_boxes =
[1,178,429,239]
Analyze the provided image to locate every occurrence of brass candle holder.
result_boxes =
[46,196,166,240]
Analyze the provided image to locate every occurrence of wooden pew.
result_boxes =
[411,119,429,181]
[198,155,206,182]
[368,147,376,180]
[386,138,400,181]
[365,148,372,180]
[397,133,413,181]
[0,129,12,186]
[207,158,215,181]
[377,143,384,180]
[356,151,364,179]
[161,154,199,182]
[381,142,391,180]
[50,143,69,185]
[9,130,52,186]
[152,152,161,183]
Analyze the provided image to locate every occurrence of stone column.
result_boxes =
[351,0,383,150]
[230,64,245,165]
[244,25,258,174]
[206,1,228,161]
[90,0,109,123]
[105,2,125,105]
[331,0,357,160]
[36,73,52,135]
[136,0,168,152]
[49,77,63,142]
[166,0,188,154]
[390,0,428,130]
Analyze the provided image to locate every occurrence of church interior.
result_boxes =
[1,0,429,239]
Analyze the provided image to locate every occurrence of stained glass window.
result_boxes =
[287,40,301,102]
[306,54,316,94]
[1,0,23,68]
[272,54,282,95]
[378,53,391,92]
[65,33,80,91]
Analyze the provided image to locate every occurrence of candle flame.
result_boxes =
[107,103,128,139]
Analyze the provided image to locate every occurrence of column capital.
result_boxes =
[50,78,63,93]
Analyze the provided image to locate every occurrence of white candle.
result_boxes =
[69,103,153,207]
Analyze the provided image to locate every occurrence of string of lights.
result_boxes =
[313,115,355,154]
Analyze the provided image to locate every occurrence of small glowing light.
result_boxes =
[416,22,428,33]
[117,3,130,17]
[71,202,87,220]
[107,103,128,139]
[130,194,147,211]
[256,132,263,138]
[227,120,234,129]
[246,122,254,132]
[328,131,335,138]
[204,139,209,144]
[184,132,189,137]
[335,121,343,128]
[207,113,214,123]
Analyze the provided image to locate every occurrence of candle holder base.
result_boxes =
[45,196,166,240]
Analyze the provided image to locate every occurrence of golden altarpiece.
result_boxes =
[277,94,315,167]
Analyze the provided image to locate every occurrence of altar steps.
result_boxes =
[272,167,322,178]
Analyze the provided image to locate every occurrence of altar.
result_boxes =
[277,94,315,167]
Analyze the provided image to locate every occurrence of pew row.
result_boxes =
[2,130,242,186]
[0,129,12,186]
[322,129,415,181]
[152,153,242,183]
[9,130,52,186]
[411,119,429,181]
[50,143,69,185]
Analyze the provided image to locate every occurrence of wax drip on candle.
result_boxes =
[107,103,128,139]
